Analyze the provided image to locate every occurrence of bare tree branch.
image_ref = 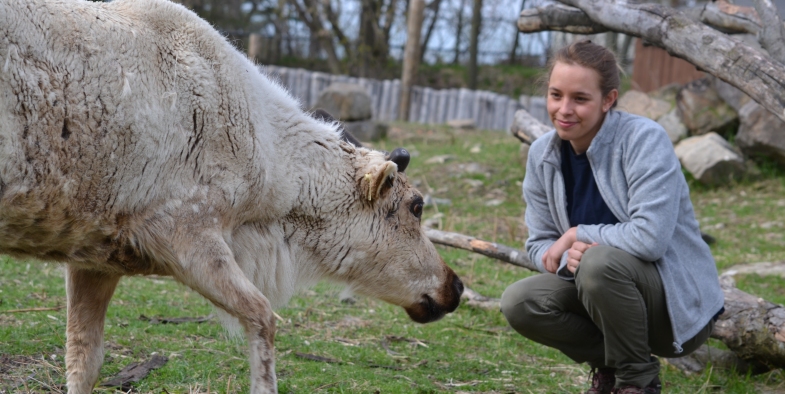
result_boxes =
[425,228,537,271]
[288,0,342,73]
[323,0,354,59]
[519,0,785,123]
[697,0,761,35]
[518,2,607,34]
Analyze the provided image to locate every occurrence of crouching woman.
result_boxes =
[501,40,725,394]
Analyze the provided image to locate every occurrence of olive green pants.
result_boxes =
[500,245,713,388]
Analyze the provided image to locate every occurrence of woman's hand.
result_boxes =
[542,227,577,273]
[566,241,599,273]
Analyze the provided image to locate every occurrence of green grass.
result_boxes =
[3,123,785,393]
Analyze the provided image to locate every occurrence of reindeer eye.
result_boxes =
[410,197,423,219]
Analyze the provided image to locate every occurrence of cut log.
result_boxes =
[518,0,785,123]
[713,274,785,371]
[427,228,785,372]
[518,0,762,36]
[509,108,551,145]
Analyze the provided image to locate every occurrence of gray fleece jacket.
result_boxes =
[523,109,725,350]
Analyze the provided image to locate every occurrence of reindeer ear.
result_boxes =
[360,161,398,201]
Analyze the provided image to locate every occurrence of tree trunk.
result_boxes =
[426,227,785,372]
[452,0,467,64]
[288,0,342,74]
[399,0,425,121]
[507,0,527,64]
[420,0,443,63]
[517,0,785,123]
[467,0,482,89]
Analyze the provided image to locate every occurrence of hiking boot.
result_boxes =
[613,375,662,394]
[586,368,616,394]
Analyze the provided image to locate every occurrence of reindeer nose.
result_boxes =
[453,275,464,296]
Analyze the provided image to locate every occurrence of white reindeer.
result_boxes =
[0,0,464,392]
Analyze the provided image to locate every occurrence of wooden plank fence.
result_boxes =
[262,65,546,131]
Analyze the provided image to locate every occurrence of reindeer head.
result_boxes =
[311,144,463,323]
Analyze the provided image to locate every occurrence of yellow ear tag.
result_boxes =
[364,173,373,201]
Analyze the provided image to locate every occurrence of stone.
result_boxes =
[447,118,476,130]
[676,78,737,136]
[342,120,387,142]
[649,83,682,105]
[674,132,746,185]
[711,76,751,112]
[657,109,688,144]
[313,83,373,121]
[617,90,672,120]
[736,101,785,165]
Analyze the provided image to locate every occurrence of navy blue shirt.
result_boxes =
[561,141,620,227]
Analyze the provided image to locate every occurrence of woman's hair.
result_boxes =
[545,40,621,108]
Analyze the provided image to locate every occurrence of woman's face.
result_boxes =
[547,61,617,154]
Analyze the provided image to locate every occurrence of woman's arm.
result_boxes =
[523,146,566,273]
[577,125,683,262]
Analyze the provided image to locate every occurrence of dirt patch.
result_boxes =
[0,354,65,393]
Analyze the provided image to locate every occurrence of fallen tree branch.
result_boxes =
[518,2,607,34]
[460,287,500,310]
[509,109,550,145]
[0,306,64,314]
[425,228,537,271]
[697,0,761,35]
[518,0,762,36]
[519,0,785,123]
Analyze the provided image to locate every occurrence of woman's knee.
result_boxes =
[575,246,614,286]
[500,279,536,321]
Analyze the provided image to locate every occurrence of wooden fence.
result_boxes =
[262,65,532,131]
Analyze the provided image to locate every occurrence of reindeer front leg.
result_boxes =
[168,228,278,393]
[65,267,121,394]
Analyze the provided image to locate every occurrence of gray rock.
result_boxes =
[711,76,751,112]
[617,90,671,120]
[676,78,737,136]
[657,109,688,144]
[736,101,785,164]
[674,132,746,185]
[447,118,476,130]
[648,83,682,105]
[313,83,373,121]
[342,120,388,142]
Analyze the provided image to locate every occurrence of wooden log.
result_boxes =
[518,0,762,36]
[519,0,785,123]
[510,109,550,144]
[425,228,537,272]
[713,274,785,370]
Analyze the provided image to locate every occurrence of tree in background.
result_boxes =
[400,0,426,120]
[467,0,482,89]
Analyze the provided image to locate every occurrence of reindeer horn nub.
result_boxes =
[387,148,410,172]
